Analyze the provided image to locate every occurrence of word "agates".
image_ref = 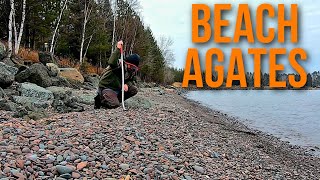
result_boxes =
[182,4,307,88]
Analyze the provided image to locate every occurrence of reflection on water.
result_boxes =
[186,90,320,148]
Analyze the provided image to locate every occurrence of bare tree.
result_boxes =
[13,0,26,55]
[7,0,14,58]
[111,0,117,53]
[80,0,93,64]
[158,36,175,67]
[50,0,68,55]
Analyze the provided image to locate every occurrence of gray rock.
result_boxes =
[0,87,5,98]
[15,63,52,87]
[28,112,48,120]
[18,83,54,101]
[57,155,64,162]
[75,93,95,105]
[84,74,100,87]
[0,41,6,60]
[119,164,130,170]
[47,86,72,99]
[193,165,205,174]
[143,168,153,174]
[60,173,71,179]
[12,107,28,118]
[184,175,193,180]
[0,99,18,111]
[46,63,60,77]
[0,62,18,88]
[211,152,220,158]
[39,52,55,65]
[125,96,152,109]
[56,165,74,174]
[12,96,50,110]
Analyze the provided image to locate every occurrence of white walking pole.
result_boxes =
[120,46,127,111]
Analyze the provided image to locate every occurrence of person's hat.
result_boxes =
[125,54,140,66]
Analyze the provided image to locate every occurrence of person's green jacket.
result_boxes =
[98,48,135,91]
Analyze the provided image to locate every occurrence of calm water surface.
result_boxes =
[186,90,320,148]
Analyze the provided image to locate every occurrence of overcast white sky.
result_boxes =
[139,0,320,73]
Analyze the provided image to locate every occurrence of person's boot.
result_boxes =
[94,95,101,109]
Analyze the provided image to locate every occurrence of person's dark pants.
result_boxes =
[94,86,138,109]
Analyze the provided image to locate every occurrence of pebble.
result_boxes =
[22,147,31,153]
[60,173,72,179]
[77,162,87,170]
[27,154,38,161]
[72,172,81,178]
[143,168,153,174]
[193,165,205,174]
[56,165,74,174]
[57,155,64,162]
[119,164,130,170]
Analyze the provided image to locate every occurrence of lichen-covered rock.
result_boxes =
[0,62,18,88]
[18,83,54,101]
[12,96,50,111]
[46,63,60,77]
[75,93,95,105]
[15,63,53,87]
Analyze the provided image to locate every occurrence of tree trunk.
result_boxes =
[80,2,92,64]
[14,0,26,55]
[111,0,117,53]
[50,0,68,55]
[7,0,14,58]
[83,34,93,60]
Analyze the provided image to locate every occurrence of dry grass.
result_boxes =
[18,48,39,63]
[16,46,104,75]
[58,58,103,75]
[86,65,104,75]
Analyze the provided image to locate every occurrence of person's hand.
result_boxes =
[117,40,123,49]
[123,84,129,92]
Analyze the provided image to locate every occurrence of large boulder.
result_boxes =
[59,68,84,84]
[12,96,50,111]
[75,93,95,105]
[0,98,18,112]
[18,83,54,101]
[47,86,85,113]
[0,41,6,60]
[15,63,52,87]
[0,62,18,88]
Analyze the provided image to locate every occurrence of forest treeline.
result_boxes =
[0,0,183,84]
[191,71,320,89]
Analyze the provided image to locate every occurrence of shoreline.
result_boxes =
[182,90,320,155]
[0,87,319,179]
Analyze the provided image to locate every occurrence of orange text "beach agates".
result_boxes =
[182,4,307,88]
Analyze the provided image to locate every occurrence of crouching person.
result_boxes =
[94,41,140,109]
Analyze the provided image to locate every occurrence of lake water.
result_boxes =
[185,90,320,149]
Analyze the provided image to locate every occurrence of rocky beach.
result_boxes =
[1,85,320,179]
[0,49,319,179]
